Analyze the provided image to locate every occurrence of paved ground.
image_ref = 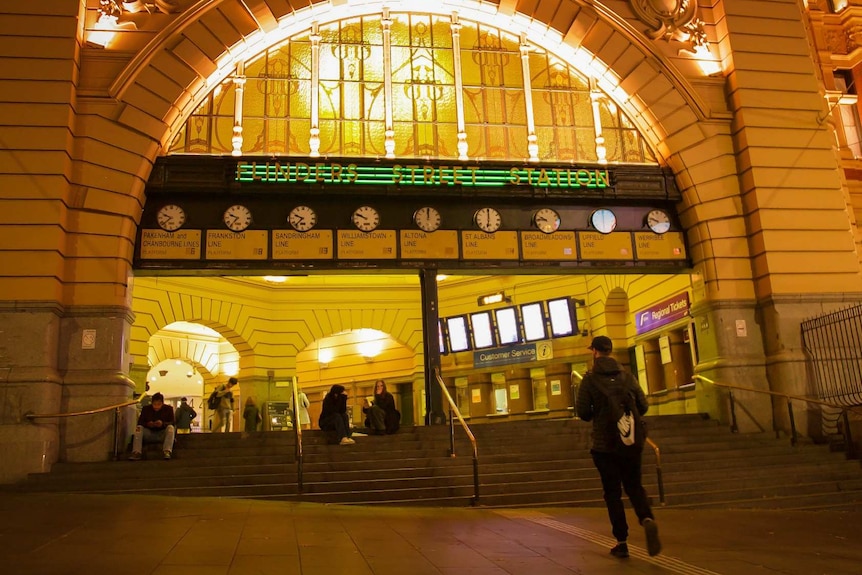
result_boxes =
[1,493,860,575]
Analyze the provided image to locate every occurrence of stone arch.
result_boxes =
[605,286,631,345]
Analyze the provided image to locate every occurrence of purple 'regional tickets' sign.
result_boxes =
[635,293,690,335]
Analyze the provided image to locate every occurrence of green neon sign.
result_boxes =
[234,161,610,189]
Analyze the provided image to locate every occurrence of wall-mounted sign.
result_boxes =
[140,229,201,260]
[578,232,633,260]
[520,231,578,260]
[205,230,267,260]
[462,231,519,259]
[337,230,397,259]
[635,292,690,335]
[474,343,538,368]
[235,161,611,190]
[272,230,333,259]
[634,231,686,260]
[400,230,459,259]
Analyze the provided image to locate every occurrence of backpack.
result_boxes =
[207,389,220,410]
[593,372,646,451]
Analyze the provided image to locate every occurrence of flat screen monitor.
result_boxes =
[446,315,470,352]
[438,319,448,355]
[470,311,495,349]
[521,302,547,342]
[494,307,520,345]
[548,297,577,337]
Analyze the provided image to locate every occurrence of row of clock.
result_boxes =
[156,204,672,235]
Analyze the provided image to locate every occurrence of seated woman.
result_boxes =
[318,384,355,445]
[362,379,401,435]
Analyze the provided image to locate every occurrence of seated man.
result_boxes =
[129,392,176,460]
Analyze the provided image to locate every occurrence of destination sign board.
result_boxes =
[462,231,519,259]
[337,230,397,259]
[634,232,687,260]
[234,161,610,189]
[272,230,333,259]
[520,231,578,260]
[139,229,201,260]
[206,230,268,260]
[400,230,459,259]
[578,232,633,260]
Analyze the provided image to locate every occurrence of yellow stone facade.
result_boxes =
[1,0,861,482]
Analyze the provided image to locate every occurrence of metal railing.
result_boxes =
[25,398,140,460]
[573,370,665,505]
[291,382,304,493]
[433,368,480,505]
[693,375,860,459]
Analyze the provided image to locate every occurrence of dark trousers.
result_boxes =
[319,412,351,441]
[591,450,654,542]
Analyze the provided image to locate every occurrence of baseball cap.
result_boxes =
[588,335,613,353]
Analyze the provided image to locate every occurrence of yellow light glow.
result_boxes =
[263,276,288,283]
[87,14,118,48]
[691,45,721,76]
[318,348,333,364]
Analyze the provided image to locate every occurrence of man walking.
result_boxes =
[577,335,661,558]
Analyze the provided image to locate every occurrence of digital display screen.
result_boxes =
[495,307,520,345]
[521,302,547,341]
[446,316,470,352]
[438,319,447,354]
[470,311,495,349]
[548,297,576,337]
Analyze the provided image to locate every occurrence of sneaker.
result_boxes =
[643,518,661,556]
[339,437,356,445]
[609,542,629,558]
[163,450,172,460]
[128,452,142,461]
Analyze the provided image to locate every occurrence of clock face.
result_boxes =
[533,208,561,234]
[646,209,671,234]
[413,206,441,232]
[157,204,186,232]
[223,204,252,232]
[590,208,617,234]
[352,205,380,232]
[289,205,317,232]
[474,207,502,233]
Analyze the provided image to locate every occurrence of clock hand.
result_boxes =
[356,213,367,220]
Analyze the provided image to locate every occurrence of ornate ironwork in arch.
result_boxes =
[169,11,658,166]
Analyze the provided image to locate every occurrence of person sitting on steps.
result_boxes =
[319,384,355,445]
[362,379,401,435]
[129,392,176,460]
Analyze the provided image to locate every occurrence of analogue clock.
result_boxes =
[351,205,380,232]
[289,205,317,232]
[590,208,617,234]
[223,204,252,232]
[156,204,186,232]
[413,206,441,232]
[533,208,561,234]
[645,209,671,234]
[474,207,502,233]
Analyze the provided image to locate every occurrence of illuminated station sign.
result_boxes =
[234,161,611,190]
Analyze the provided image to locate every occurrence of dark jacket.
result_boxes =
[363,391,401,434]
[175,403,197,430]
[576,355,648,453]
[137,404,175,431]
[319,385,347,426]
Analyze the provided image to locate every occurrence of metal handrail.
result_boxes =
[26,398,141,460]
[433,368,479,505]
[572,370,665,504]
[291,379,304,493]
[693,375,859,458]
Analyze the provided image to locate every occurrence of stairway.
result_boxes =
[10,415,862,510]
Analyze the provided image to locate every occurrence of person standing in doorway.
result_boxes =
[213,377,237,433]
[243,396,262,434]
[175,397,197,434]
[296,390,311,430]
[576,335,661,558]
